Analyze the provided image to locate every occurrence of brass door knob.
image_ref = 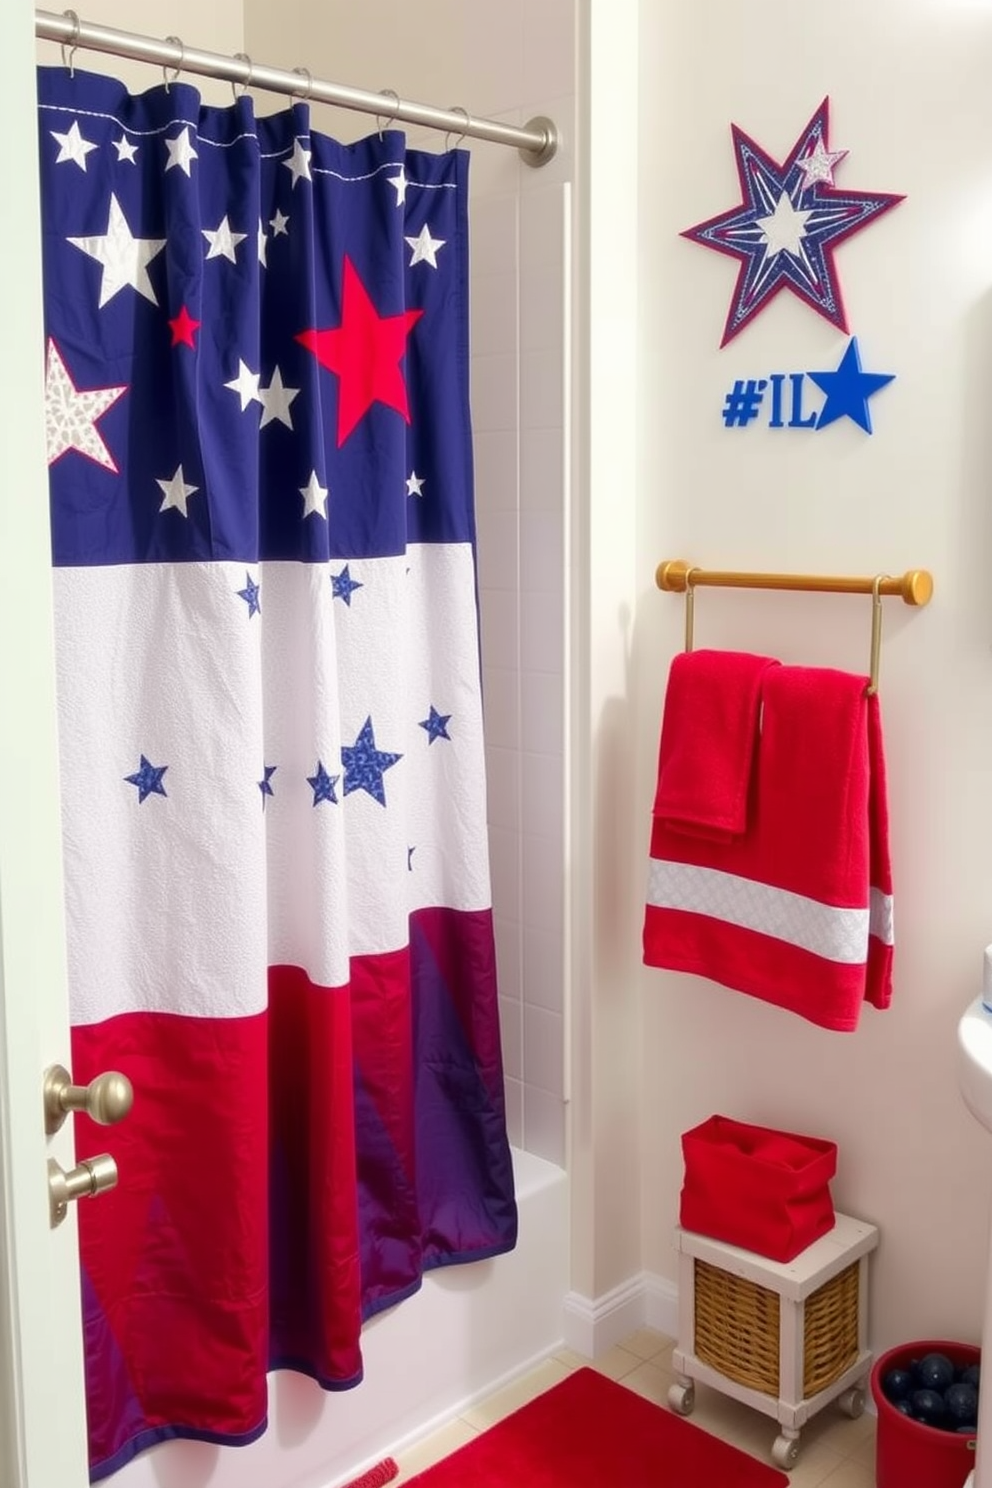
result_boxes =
[43,1064,134,1135]
[48,1154,118,1228]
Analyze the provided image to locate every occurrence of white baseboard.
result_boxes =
[562,1270,678,1357]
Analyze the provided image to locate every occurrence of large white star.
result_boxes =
[224,360,261,411]
[258,367,300,429]
[164,125,198,177]
[388,165,409,205]
[299,470,328,519]
[405,470,425,498]
[67,194,167,308]
[283,139,312,188]
[796,140,848,191]
[113,135,138,164]
[202,215,247,263]
[756,193,814,258]
[44,339,127,471]
[156,465,199,517]
[405,224,446,269]
[269,208,289,236]
[52,120,98,172]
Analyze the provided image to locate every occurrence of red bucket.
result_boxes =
[870,1340,979,1488]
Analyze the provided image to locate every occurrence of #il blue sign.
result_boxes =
[722,336,894,433]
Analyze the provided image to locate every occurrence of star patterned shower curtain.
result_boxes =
[36,64,517,1481]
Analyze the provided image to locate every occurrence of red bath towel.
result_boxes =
[643,660,893,1031]
[653,650,780,840]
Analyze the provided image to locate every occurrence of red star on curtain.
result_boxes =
[168,305,201,349]
[296,256,423,446]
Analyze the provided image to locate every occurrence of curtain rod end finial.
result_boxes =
[657,559,690,593]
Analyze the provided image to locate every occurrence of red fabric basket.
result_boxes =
[679,1114,837,1262]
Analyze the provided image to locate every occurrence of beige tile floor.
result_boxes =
[390,1329,878,1485]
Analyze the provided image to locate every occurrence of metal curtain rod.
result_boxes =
[35,8,559,166]
[656,559,935,695]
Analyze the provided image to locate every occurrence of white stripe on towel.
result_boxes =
[869,887,895,946]
[646,859,880,965]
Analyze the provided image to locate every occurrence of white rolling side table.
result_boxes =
[668,1213,879,1471]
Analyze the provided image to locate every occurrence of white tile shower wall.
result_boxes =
[473,169,570,1169]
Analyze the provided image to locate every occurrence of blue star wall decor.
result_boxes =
[807,337,895,433]
[682,99,904,346]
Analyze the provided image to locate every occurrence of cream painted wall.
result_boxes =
[637,0,992,1349]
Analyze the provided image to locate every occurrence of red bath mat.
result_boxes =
[404,1367,788,1486]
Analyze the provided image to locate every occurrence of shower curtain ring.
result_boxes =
[163,36,184,92]
[444,105,470,151]
[61,9,80,77]
[232,53,253,100]
[376,88,400,140]
[291,66,313,102]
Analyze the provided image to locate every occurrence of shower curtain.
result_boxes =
[36,63,517,1481]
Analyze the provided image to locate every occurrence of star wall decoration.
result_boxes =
[807,336,895,433]
[681,99,903,346]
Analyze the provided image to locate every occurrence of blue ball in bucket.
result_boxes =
[883,1368,914,1403]
[943,1383,979,1429]
[910,1389,946,1428]
[917,1353,956,1394]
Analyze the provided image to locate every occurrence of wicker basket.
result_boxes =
[694,1258,860,1399]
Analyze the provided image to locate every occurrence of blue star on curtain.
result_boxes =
[419,705,451,743]
[341,716,402,805]
[125,754,168,802]
[307,760,339,806]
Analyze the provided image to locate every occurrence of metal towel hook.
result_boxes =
[866,573,887,697]
[683,568,700,653]
[61,9,80,76]
[163,35,184,92]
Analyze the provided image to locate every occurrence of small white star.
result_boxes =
[269,208,289,236]
[44,339,127,471]
[202,215,247,263]
[796,140,848,192]
[224,360,261,411]
[388,165,409,205]
[406,471,425,498]
[258,367,300,429]
[756,193,813,258]
[67,194,166,308]
[113,135,139,164]
[257,220,268,267]
[299,470,328,519]
[51,120,98,172]
[405,223,446,269]
[156,465,199,518]
[283,138,312,188]
[164,125,198,177]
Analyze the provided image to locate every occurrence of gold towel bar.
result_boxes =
[655,560,933,606]
[655,560,934,696]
